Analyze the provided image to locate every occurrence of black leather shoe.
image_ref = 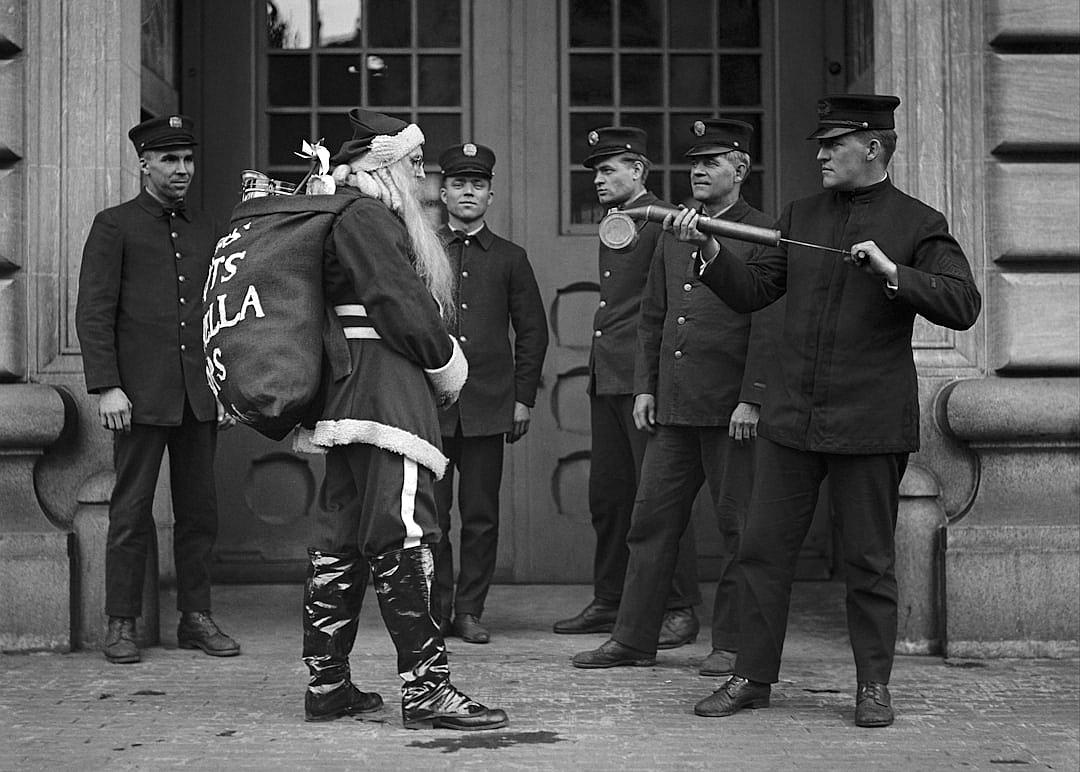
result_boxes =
[855,682,894,727]
[305,682,384,722]
[572,639,655,669]
[103,617,140,664]
[553,599,619,634]
[657,607,699,649]
[453,613,490,644]
[699,648,737,677]
[177,611,240,657]
[694,675,771,717]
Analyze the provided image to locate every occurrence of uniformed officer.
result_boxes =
[553,127,701,648]
[572,119,781,673]
[434,142,549,644]
[671,95,981,727]
[76,115,239,664]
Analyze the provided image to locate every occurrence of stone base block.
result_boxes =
[946,524,1080,657]
[895,465,947,654]
[72,505,159,650]
[0,532,72,652]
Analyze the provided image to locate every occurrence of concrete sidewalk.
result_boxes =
[1,581,1077,771]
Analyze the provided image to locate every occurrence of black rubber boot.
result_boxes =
[370,545,508,731]
[303,549,383,722]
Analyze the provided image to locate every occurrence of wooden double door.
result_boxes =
[181,0,858,582]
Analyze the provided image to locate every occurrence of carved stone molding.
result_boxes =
[874,0,986,374]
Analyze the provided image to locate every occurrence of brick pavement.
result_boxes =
[1,582,1077,771]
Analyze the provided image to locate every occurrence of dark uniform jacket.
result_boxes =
[590,190,663,396]
[437,224,549,437]
[308,192,465,479]
[76,189,217,425]
[699,177,981,454]
[635,197,782,427]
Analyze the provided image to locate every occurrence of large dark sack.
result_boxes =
[202,194,355,440]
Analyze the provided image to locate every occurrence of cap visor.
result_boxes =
[807,126,858,140]
[442,167,493,178]
[684,145,735,158]
[582,149,624,169]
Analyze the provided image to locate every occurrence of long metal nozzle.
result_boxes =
[606,204,851,258]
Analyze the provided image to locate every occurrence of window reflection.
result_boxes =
[267,0,311,48]
[318,0,362,47]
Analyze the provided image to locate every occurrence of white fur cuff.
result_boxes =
[425,335,468,407]
[357,123,425,171]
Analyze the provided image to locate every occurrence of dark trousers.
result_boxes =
[613,425,752,654]
[106,403,218,617]
[433,430,504,620]
[735,438,908,684]
[313,443,440,558]
[588,393,699,608]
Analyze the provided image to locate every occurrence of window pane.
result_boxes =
[570,0,612,47]
[570,54,612,106]
[318,54,361,106]
[418,113,461,157]
[621,55,662,106]
[571,171,606,225]
[318,111,353,150]
[624,112,662,160]
[669,54,711,106]
[368,0,410,46]
[418,0,461,47]
[669,112,702,159]
[419,55,460,106]
[570,112,614,165]
[670,167,693,208]
[367,53,410,105]
[728,111,763,158]
[717,0,760,47]
[719,55,759,105]
[318,0,362,47]
[669,0,711,48]
[267,0,311,49]
[269,113,313,165]
[620,0,662,47]
[268,56,311,106]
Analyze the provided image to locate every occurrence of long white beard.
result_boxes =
[331,158,455,323]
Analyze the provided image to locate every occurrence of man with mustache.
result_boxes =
[668,94,981,728]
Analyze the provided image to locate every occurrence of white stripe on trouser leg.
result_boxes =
[399,456,422,549]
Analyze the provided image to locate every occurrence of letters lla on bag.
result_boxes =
[202,194,356,440]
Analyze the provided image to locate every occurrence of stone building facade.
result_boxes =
[0,0,1076,656]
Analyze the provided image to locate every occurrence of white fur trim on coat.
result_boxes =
[424,335,468,408]
[309,419,449,479]
[357,124,425,172]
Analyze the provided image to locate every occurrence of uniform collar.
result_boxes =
[840,174,892,203]
[442,222,494,250]
[136,188,190,221]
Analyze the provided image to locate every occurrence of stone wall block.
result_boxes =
[946,525,1079,657]
[0,531,72,652]
[0,383,69,651]
[943,377,1080,655]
